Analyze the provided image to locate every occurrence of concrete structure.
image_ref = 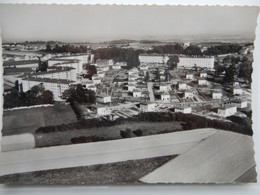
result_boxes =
[174,106,192,114]
[112,64,121,70]
[218,105,237,117]
[233,99,248,108]
[30,67,77,81]
[140,102,156,112]
[200,72,207,78]
[198,78,208,85]
[233,87,243,95]
[93,78,102,85]
[186,73,194,80]
[128,84,136,92]
[96,94,111,103]
[87,85,97,92]
[159,84,168,91]
[178,82,187,90]
[212,92,222,100]
[91,105,108,115]
[96,59,114,66]
[178,57,214,69]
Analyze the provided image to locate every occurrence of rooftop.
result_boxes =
[22,77,75,84]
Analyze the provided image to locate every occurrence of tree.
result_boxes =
[37,90,54,104]
[238,61,253,83]
[184,45,203,56]
[46,42,52,52]
[144,72,150,83]
[224,64,237,83]
[167,55,179,70]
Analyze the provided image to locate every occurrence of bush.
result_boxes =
[120,128,132,138]
[71,135,104,144]
[133,129,143,136]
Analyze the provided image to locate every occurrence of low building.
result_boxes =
[93,78,101,85]
[198,78,208,86]
[186,73,194,80]
[178,82,187,90]
[233,82,240,87]
[96,59,114,66]
[233,87,243,95]
[133,90,142,97]
[96,94,111,103]
[128,84,136,92]
[218,105,237,117]
[96,66,110,72]
[139,65,149,70]
[174,106,192,114]
[200,72,207,78]
[212,92,222,99]
[91,105,108,116]
[97,72,105,78]
[184,91,194,98]
[140,102,156,112]
[112,64,121,70]
[87,85,97,92]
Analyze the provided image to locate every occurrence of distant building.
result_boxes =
[160,92,170,101]
[140,102,156,112]
[232,99,248,108]
[139,54,169,64]
[174,106,192,114]
[96,94,111,103]
[200,72,207,78]
[184,91,194,98]
[96,59,114,66]
[91,105,108,116]
[218,105,237,117]
[159,84,168,91]
[132,90,142,97]
[178,56,214,69]
[112,64,121,70]
[212,92,222,100]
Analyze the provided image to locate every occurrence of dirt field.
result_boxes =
[0,155,176,184]
[2,103,77,136]
[35,121,183,147]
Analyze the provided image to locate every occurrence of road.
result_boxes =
[147,82,155,101]
[140,130,256,183]
[0,128,216,176]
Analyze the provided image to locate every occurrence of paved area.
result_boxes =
[140,130,256,184]
[0,128,216,176]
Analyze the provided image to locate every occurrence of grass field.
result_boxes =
[0,155,176,184]
[3,103,77,136]
[35,121,183,147]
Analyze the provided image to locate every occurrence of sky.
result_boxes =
[0,4,259,42]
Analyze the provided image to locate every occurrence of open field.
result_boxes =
[2,103,77,136]
[35,121,183,147]
[0,155,176,184]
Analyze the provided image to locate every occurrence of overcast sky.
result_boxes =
[0,4,259,42]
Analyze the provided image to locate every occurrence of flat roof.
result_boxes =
[22,77,75,84]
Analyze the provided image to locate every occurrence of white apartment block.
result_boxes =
[20,78,75,100]
[178,57,214,69]
[139,54,169,64]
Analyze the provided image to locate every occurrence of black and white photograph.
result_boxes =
[0,4,259,185]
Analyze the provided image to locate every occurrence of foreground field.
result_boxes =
[0,155,176,184]
[2,103,77,136]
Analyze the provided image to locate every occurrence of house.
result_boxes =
[174,106,192,114]
[197,78,208,86]
[132,90,142,97]
[200,72,207,78]
[186,73,194,80]
[112,64,121,70]
[218,105,237,117]
[160,92,170,101]
[233,87,243,95]
[139,65,149,71]
[87,85,97,92]
[212,92,222,99]
[96,59,114,66]
[233,82,240,87]
[96,94,111,103]
[96,66,110,72]
[140,102,156,112]
[178,82,187,90]
[97,72,105,78]
[127,84,136,92]
[232,99,248,108]
[184,91,193,98]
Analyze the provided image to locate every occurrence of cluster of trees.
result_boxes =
[4,84,54,109]
[204,43,242,56]
[35,111,252,136]
[83,64,97,79]
[167,55,180,70]
[215,56,253,83]
[61,84,96,104]
[45,43,89,54]
[93,47,141,69]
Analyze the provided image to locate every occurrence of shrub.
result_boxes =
[133,129,143,136]
[120,128,132,138]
